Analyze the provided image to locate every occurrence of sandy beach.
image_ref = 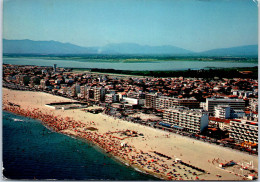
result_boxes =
[3,88,258,180]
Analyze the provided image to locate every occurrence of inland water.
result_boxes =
[3,57,258,71]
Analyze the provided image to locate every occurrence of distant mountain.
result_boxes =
[3,39,258,56]
[3,39,97,54]
[98,43,193,55]
[199,45,258,56]
[3,39,193,55]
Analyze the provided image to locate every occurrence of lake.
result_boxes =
[3,57,258,71]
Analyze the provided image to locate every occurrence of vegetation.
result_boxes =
[84,67,258,79]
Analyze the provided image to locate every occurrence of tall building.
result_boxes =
[214,105,231,119]
[80,85,88,99]
[229,119,258,144]
[53,64,57,72]
[156,96,199,109]
[250,98,258,112]
[86,86,106,102]
[105,94,119,103]
[145,93,158,108]
[206,98,245,115]
[162,107,209,133]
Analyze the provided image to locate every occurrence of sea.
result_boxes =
[3,57,258,71]
[3,111,160,180]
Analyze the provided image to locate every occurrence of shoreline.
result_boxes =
[3,88,258,180]
[3,106,166,180]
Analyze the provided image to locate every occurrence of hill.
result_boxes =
[199,45,258,56]
[3,39,97,54]
[3,39,258,56]
[99,43,193,55]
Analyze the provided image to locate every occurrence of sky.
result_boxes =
[2,0,259,52]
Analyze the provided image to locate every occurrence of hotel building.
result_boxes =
[156,96,200,109]
[162,107,209,133]
[206,98,245,115]
[105,93,119,103]
[145,93,157,108]
[214,105,231,119]
[229,119,258,144]
[86,86,106,102]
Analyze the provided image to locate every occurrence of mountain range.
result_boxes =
[3,39,258,56]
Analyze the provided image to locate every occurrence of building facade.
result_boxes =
[229,119,258,144]
[214,105,231,119]
[206,98,245,115]
[86,86,106,102]
[145,93,157,108]
[162,107,209,133]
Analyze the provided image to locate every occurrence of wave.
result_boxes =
[12,118,24,122]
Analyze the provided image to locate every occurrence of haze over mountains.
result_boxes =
[3,39,258,56]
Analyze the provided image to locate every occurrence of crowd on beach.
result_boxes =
[3,100,212,181]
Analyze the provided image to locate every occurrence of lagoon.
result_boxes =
[3,57,258,71]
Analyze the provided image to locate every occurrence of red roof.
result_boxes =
[209,117,231,124]
[228,95,238,98]
[208,128,218,131]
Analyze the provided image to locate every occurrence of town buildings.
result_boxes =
[2,64,258,149]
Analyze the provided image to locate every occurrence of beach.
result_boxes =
[3,88,258,180]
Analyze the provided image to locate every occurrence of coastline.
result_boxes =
[3,88,258,180]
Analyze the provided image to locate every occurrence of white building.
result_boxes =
[214,105,231,119]
[105,94,119,103]
[162,107,209,133]
[206,98,245,115]
[249,98,258,113]
[229,119,258,144]
[122,97,138,105]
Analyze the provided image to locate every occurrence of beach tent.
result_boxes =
[175,158,182,163]
[248,174,255,180]
[121,142,127,147]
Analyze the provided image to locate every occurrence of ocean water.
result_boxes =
[3,111,159,180]
[3,57,258,71]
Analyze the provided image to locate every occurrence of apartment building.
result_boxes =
[206,98,245,115]
[214,105,231,119]
[151,96,200,110]
[105,94,119,103]
[229,119,258,144]
[156,96,175,109]
[86,86,106,102]
[145,93,158,108]
[162,107,209,133]
[80,85,88,99]
[250,98,258,113]
[127,91,145,99]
